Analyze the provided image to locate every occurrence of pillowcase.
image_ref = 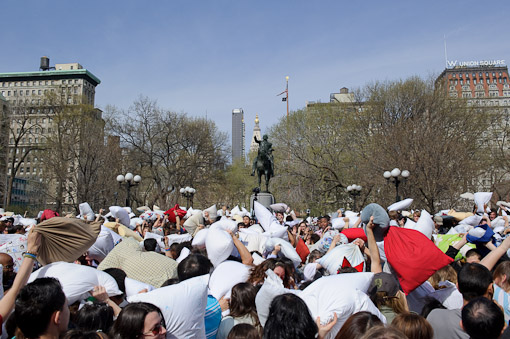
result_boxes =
[128,274,209,339]
[192,229,209,248]
[125,277,155,298]
[474,192,492,213]
[209,218,238,233]
[415,210,435,239]
[79,202,95,221]
[270,203,288,213]
[87,225,115,262]
[206,229,234,267]
[360,203,389,242]
[209,260,251,300]
[29,262,122,304]
[109,206,130,228]
[387,198,413,212]
[34,217,101,265]
[264,238,302,267]
[318,243,365,274]
[384,226,453,294]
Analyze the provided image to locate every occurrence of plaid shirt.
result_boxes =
[98,237,178,287]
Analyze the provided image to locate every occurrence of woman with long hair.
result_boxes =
[110,302,166,339]
[217,283,261,339]
[263,293,336,339]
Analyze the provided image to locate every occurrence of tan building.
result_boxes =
[0,57,101,209]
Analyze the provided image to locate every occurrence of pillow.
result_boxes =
[88,225,115,262]
[459,214,483,226]
[434,234,475,260]
[316,230,348,253]
[125,277,155,298]
[209,261,251,300]
[474,192,492,213]
[192,229,209,248]
[79,202,95,221]
[129,217,143,230]
[29,262,121,304]
[264,238,302,267]
[384,226,453,294]
[237,232,268,253]
[209,218,238,233]
[300,273,384,337]
[128,274,209,339]
[254,201,276,231]
[296,238,310,263]
[203,204,218,220]
[18,218,37,227]
[255,270,301,326]
[466,224,494,244]
[387,198,413,212]
[263,222,288,239]
[318,243,365,274]
[34,218,101,265]
[404,219,417,230]
[415,210,435,239]
[176,247,190,263]
[331,218,346,230]
[95,269,123,297]
[140,211,157,222]
[0,234,27,272]
[447,210,474,221]
[164,204,187,223]
[340,228,367,243]
[109,206,130,227]
[103,222,143,242]
[491,216,506,229]
[166,233,192,246]
[360,203,389,242]
[270,203,288,213]
[143,232,165,249]
[206,229,234,267]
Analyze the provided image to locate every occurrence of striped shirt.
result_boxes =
[494,284,510,323]
[205,295,222,339]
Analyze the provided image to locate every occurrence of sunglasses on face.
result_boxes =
[142,319,165,337]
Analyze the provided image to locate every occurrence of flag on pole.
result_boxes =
[277,89,288,101]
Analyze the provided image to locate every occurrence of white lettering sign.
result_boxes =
[447,60,506,68]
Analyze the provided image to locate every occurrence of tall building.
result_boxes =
[436,60,510,190]
[250,114,261,154]
[0,57,101,209]
[0,94,8,206]
[232,108,245,161]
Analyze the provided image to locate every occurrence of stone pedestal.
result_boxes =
[250,192,275,214]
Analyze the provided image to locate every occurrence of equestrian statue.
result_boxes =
[251,134,274,192]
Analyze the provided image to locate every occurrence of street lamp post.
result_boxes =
[116,173,142,208]
[346,184,362,211]
[383,168,410,202]
[180,186,196,209]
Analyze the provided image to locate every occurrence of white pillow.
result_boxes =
[404,219,417,229]
[176,247,190,263]
[29,262,121,304]
[300,273,385,337]
[491,216,506,229]
[318,243,365,275]
[129,217,143,230]
[18,218,37,227]
[206,229,234,267]
[254,201,276,231]
[128,274,209,339]
[252,252,265,265]
[459,214,483,226]
[95,269,123,297]
[255,270,301,327]
[208,261,251,300]
[192,229,209,248]
[415,210,434,238]
[387,198,413,212]
[331,218,346,230]
[88,225,115,262]
[166,233,193,246]
[209,218,238,233]
[264,238,302,267]
[263,222,288,239]
[238,232,268,253]
[125,277,155,298]
[109,206,130,227]
[474,192,492,213]
[79,202,95,221]
[270,203,288,213]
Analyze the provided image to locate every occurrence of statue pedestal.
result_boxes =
[250,192,275,214]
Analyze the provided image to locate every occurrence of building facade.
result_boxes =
[232,108,245,161]
[250,114,261,154]
[0,57,101,209]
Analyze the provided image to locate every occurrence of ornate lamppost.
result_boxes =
[116,173,141,208]
[383,168,410,202]
[346,184,362,211]
[180,186,196,209]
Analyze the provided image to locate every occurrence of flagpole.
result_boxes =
[285,76,289,118]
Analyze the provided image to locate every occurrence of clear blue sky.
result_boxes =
[1,0,509,151]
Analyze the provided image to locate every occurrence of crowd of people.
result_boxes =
[0,195,509,339]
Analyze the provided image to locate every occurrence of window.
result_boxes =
[487,79,490,84]
[467,79,470,85]
[38,90,41,95]
[460,79,464,85]
[466,73,469,78]
[62,80,66,84]
[31,90,35,95]
[452,73,456,78]
[474,79,477,85]
[493,72,496,77]
[26,90,29,95]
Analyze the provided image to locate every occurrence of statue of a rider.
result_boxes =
[251,134,274,176]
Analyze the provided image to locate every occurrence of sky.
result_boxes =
[1,0,509,152]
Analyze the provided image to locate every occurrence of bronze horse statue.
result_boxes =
[255,152,273,192]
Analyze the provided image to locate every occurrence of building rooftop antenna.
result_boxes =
[444,34,449,68]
